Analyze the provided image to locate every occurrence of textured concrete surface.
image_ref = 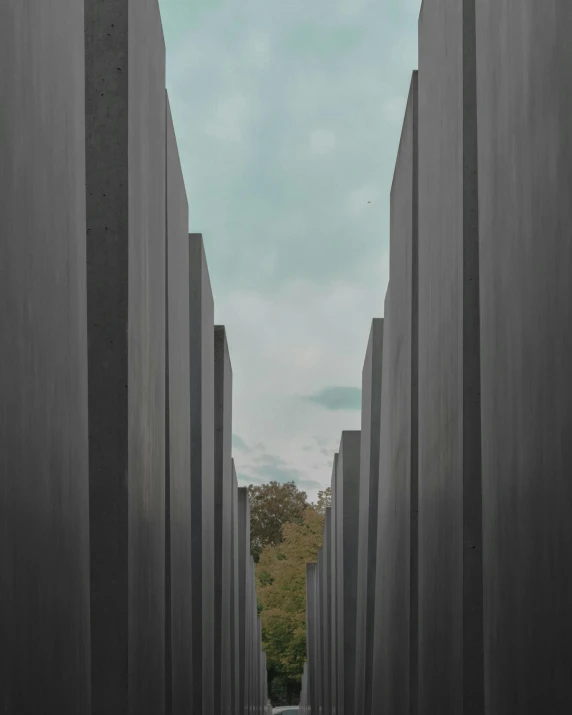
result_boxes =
[370,286,392,714]
[0,2,90,711]
[316,553,324,712]
[306,563,318,715]
[476,2,572,712]
[127,4,167,707]
[321,509,332,715]
[85,0,167,712]
[214,326,233,715]
[335,432,361,715]
[372,72,419,715]
[354,318,384,715]
[238,487,251,715]
[230,463,240,715]
[189,234,215,715]
[330,455,339,715]
[165,95,192,715]
[418,2,483,713]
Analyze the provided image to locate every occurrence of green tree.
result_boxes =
[256,506,324,705]
[313,486,331,516]
[248,481,309,562]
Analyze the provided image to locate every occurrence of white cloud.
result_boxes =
[206,93,255,142]
[345,184,378,217]
[244,31,272,68]
[217,274,386,501]
[337,0,369,20]
[309,129,336,156]
[160,0,417,501]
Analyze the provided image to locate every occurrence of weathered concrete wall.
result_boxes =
[85,0,167,711]
[238,487,251,715]
[230,462,240,715]
[335,432,361,715]
[371,72,419,715]
[354,318,384,715]
[418,1,483,713]
[306,563,318,715]
[0,2,90,711]
[330,455,339,715]
[321,509,332,715]
[189,234,215,715]
[165,94,192,715]
[214,326,233,715]
[476,2,572,712]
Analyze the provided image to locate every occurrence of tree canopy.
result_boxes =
[314,486,331,516]
[256,506,324,704]
[247,481,309,562]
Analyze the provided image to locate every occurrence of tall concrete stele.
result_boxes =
[1,2,271,714]
[301,2,572,715]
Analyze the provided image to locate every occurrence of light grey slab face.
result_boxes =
[330,454,339,715]
[189,234,216,715]
[417,2,482,714]
[0,2,90,712]
[127,1,168,705]
[237,487,251,714]
[354,318,384,715]
[230,464,241,714]
[477,2,572,712]
[166,93,192,715]
[214,326,233,715]
[335,431,361,715]
[85,0,167,712]
[321,508,332,715]
[306,564,318,715]
[371,74,419,715]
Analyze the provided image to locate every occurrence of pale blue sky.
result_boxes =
[159,0,420,500]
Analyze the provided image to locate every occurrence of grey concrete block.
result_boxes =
[230,462,240,714]
[354,318,384,715]
[418,2,483,713]
[316,551,324,714]
[334,432,361,715]
[476,2,572,711]
[85,0,167,711]
[0,2,90,711]
[371,72,419,715]
[189,234,216,715]
[166,94,192,715]
[321,509,332,715]
[257,615,262,712]
[214,326,233,715]
[306,563,318,715]
[238,487,251,715]
[329,455,339,715]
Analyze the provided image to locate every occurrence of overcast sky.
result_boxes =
[159,0,421,501]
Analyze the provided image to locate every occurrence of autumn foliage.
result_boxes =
[253,484,330,704]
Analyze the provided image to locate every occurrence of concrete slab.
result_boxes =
[0,2,90,711]
[85,0,167,711]
[354,318,384,715]
[316,552,324,713]
[189,234,215,715]
[371,72,419,715]
[230,462,240,714]
[214,326,233,715]
[166,94,192,715]
[306,563,318,715]
[330,455,339,715]
[476,2,572,711]
[335,432,361,715]
[238,487,251,715]
[322,508,332,715]
[418,2,483,713]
